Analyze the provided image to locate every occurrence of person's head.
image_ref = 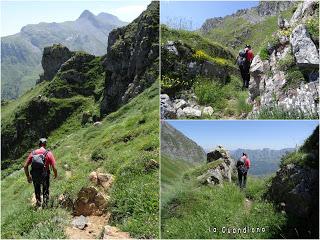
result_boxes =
[39,138,47,148]
[245,44,251,49]
[242,152,247,157]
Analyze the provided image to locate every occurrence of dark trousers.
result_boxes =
[238,170,247,188]
[239,65,250,88]
[32,173,50,204]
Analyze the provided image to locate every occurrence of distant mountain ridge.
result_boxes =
[200,1,296,33]
[230,147,295,176]
[1,10,127,99]
[161,122,206,164]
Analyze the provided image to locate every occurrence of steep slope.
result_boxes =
[100,1,159,115]
[200,1,296,51]
[1,3,159,238]
[1,10,126,99]
[161,121,206,164]
[230,148,295,176]
[266,126,319,238]
[161,145,286,239]
[248,1,319,119]
[161,121,206,205]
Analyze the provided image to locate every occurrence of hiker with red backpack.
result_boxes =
[236,152,251,189]
[24,138,58,207]
[236,45,254,89]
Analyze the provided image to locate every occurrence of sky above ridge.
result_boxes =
[1,0,151,36]
[160,1,259,30]
[166,120,319,151]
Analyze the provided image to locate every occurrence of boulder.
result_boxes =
[89,171,114,190]
[174,99,187,109]
[202,106,214,116]
[58,193,73,210]
[278,16,290,29]
[266,163,319,227]
[73,186,108,216]
[160,94,176,119]
[182,107,201,118]
[197,146,235,186]
[207,146,230,162]
[72,215,88,230]
[164,41,179,56]
[176,108,185,118]
[93,121,102,127]
[290,24,319,68]
[144,159,159,172]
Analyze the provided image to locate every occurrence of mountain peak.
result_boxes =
[79,10,95,19]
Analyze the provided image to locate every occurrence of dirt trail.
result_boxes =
[65,213,130,239]
[244,197,253,213]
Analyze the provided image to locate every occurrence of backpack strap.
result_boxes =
[32,150,36,156]
[43,150,49,157]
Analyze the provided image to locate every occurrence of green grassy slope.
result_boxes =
[161,155,198,207]
[161,162,286,239]
[161,26,252,119]
[1,81,160,239]
[202,7,295,54]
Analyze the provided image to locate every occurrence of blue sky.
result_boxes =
[1,1,150,36]
[161,1,259,30]
[166,120,319,151]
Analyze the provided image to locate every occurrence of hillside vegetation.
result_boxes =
[1,81,160,239]
[1,10,126,100]
[161,125,319,239]
[1,2,159,239]
[161,26,252,119]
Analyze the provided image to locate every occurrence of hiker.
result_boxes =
[236,153,251,189]
[236,45,254,89]
[24,138,58,207]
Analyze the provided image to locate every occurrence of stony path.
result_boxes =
[65,214,130,239]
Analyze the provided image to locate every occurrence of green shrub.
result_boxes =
[255,105,318,120]
[193,79,226,110]
[284,68,305,90]
[277,51,295,71]
[236,91,253,115]
[306,13,319,44]
[259,47,269,60]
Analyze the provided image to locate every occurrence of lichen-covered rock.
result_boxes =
[100,2,159,115]
[197,146,235,185]
[290,0,318,25]
[160,94,176,119]
[182,107,201,118]
[39,44,73,82]
[207,145,230,162]
[290,24,319,68]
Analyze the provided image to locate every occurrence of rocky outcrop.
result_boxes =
[197,146,235,185]
[89,171,114,190]
[290,0,318,25]
[100,1,159,115]
[248,1,319,118]
[161,121,206,164]
[267,163,318,218]
[266,126,319,238]
[290,24,319,68]
[73,186,109,216]
[160,93,215,119]
[39,44,73,82]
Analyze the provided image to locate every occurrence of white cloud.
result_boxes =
[110,4,148,22]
